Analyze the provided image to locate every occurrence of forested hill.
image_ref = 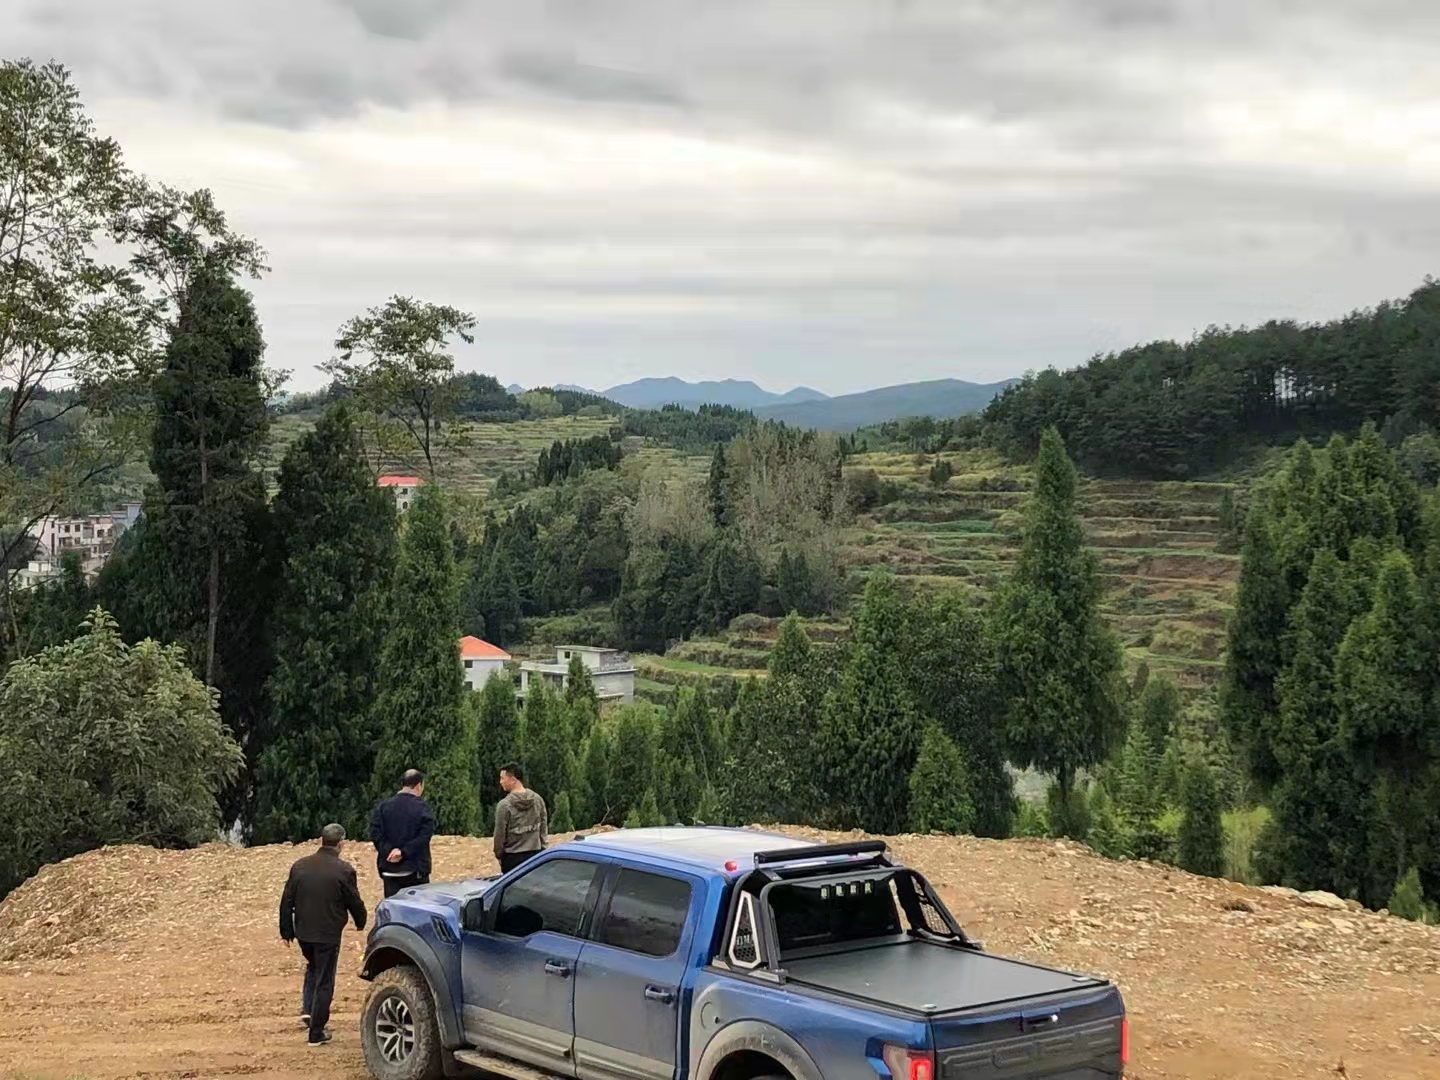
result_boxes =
[984,278,1440,479]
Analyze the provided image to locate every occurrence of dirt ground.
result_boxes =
[1,828,1437,1080]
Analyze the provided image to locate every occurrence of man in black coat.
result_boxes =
[279,823,368,1047]
[369,768,436,897]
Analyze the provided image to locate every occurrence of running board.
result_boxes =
[452,1049,563,1080]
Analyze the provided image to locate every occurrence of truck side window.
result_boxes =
[597,868,691,957]
[494,858,600,938]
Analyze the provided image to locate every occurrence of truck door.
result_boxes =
[573,866,697,1080]
[461,856,606,1077]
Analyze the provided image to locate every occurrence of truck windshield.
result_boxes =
[769,876,902,953]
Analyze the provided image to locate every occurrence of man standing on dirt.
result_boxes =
[494,763,548,873]
[369,768,436,898]
[279,823,367,1048]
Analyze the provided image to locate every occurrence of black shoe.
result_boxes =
[300,1014,311,1028]
[307,1030,332,1047]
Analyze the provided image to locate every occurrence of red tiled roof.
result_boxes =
[459,635,511,661]
[377,475,424,487]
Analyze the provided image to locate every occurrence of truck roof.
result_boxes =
[574,826,811,874]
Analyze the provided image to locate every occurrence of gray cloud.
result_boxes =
[4,0,1439,392]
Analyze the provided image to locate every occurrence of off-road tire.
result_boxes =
[360,965,443,1080]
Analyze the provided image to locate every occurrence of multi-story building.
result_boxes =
[518,645,636,704]
[17,502,143,589]
[459,635,511,691]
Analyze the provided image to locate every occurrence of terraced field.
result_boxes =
[840,449,1237,693]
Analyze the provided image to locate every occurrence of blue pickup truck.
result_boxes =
[358,828,1127,1080]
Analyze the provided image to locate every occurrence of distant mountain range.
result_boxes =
[504,376,1015,429]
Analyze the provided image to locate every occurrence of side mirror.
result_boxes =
[463,896,487,933]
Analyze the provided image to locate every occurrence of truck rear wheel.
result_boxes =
[360,966,443,1080]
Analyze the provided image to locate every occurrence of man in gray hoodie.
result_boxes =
[494,763,548,873]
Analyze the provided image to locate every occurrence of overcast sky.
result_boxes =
[9,0,1440,394]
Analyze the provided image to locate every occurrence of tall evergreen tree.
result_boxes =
[768,613,813,679]
[253,405,397,842]
[519,679,577,809]
[478,543,524,647]
[990,427,1125,817]
[370,484,478,834]
[609,704,662,822]
[577,727,612,828]
[1220,498,1290,786]
[819,576,918,833]
[474,669,520,827]
[103,261,275,824]
[697,534,762,632]
[659,687,724,823]
[908,725,976,836]
[1177,764,1225,877]
[707,443,729,527]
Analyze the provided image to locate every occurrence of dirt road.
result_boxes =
[1,829,1437,1080]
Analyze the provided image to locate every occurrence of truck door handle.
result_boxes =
[544,960,572,978]
[644,985,675,1005]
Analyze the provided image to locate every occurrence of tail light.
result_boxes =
[1121,1017,1129,1067]
[881,1044,934,1080]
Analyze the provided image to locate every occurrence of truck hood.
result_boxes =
[388,876,499,911]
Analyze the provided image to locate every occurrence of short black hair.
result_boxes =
[402,769,425,788]
[500,762,524,782]
[320,823,346,847]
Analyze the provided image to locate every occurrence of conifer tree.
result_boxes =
[1220,498,1290,786]
[479,543,523,647]
[768,613,813,679]
[907,725,976,835]
[819,576,918,833]
[707,443,728,527]
[551,791,575,834]
[1085,784,1130,860]
[519,679,576,810]
[777,548,814,616]
[564,654,599,739]
[609,704,662,821]
[1178,765,1225,877]
[474,669,520,825]
[990,427,1125,821]
[576,727,612,828]
[370,484,478,834]
[253,405,397,842]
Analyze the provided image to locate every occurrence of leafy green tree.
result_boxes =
[697,533,762,632]
[927,458,954,488]
[577,727,612,828]
[519,679,577,810]
[370,485,478,834]
[550,791,575,834]
[1085,784,1130,860]
[776,548,816,617]
[819,576,918,833]
[907,725,976,835]
[1387,867,1436,924]
[565,654,599,719]
[1178,765,1225,877]
[990,428,1125,821]
[252,405,397,842]
[635,788,666,827]
[768,613,813,679]
[474,669,520,824]
[7,552,92,660]
[1220,499,1290,786]
[1138,675,1180,757]
[609,704,662,822]
[475,543,524,647]
[323,297,477,479]
[0,609,243,898]
[659,687,724,823]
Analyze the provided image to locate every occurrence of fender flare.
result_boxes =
[695,1019,825,1080]
[359,924,464,1049]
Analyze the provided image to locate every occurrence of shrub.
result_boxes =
[1387,867,1438,924]
[908,725,976,835]
[1014,800,1050,838]
[1178,765,1225,877]
[1221,805,1273,885]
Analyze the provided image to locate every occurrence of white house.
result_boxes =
[519,645,636,704]
[459,636,511,690]
[377,475,424,512]
[18,501,143,589]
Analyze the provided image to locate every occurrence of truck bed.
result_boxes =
[784,938,1104,1015]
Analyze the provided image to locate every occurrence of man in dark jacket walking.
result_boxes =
[279,823,368,1047]
[494,763,548,873]
[369,769,436,897]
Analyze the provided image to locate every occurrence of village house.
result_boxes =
[518,645,636,704]
[376,474,423,512]
[458,635,511,691]
[17,502,143,589]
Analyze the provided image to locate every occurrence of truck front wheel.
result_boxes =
[360,966,443,1080]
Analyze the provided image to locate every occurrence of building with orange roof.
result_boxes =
[459,635,511,691]
[377,475,424,512]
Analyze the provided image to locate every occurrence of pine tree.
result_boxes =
[370,484,479,834]
[777,548,814,616]
[565,654,599,731]
[551,790,575,834]
[474,669,520,826]
[697,534,761,632]
[253,405,397,842]
[637,788,666,827]
[819,576,918,833]
[1178,765,1224,877]
[768,613,813,679]
[707,443,729,527]
[576,728,612,828]
[1085,784,1130,860]
[1336,550,1434,902]
[1387,868,1435,924]
[108,261,275,825]
[660,688,723,823]
[907,725,976,835]
[1138,675,1180,758]
[519,680,576,811]
[990,427,1125,823]
[609,704,662,821]
[1220,498,1290,786]
[480,543,523,647]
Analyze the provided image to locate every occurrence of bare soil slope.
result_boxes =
[1,830,1437,1080]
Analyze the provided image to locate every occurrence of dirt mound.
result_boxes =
[1,830,1438,1080]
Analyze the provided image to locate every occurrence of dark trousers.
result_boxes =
[382,873,429,898]
[500,850,540,874]
[300,940,340,1041]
